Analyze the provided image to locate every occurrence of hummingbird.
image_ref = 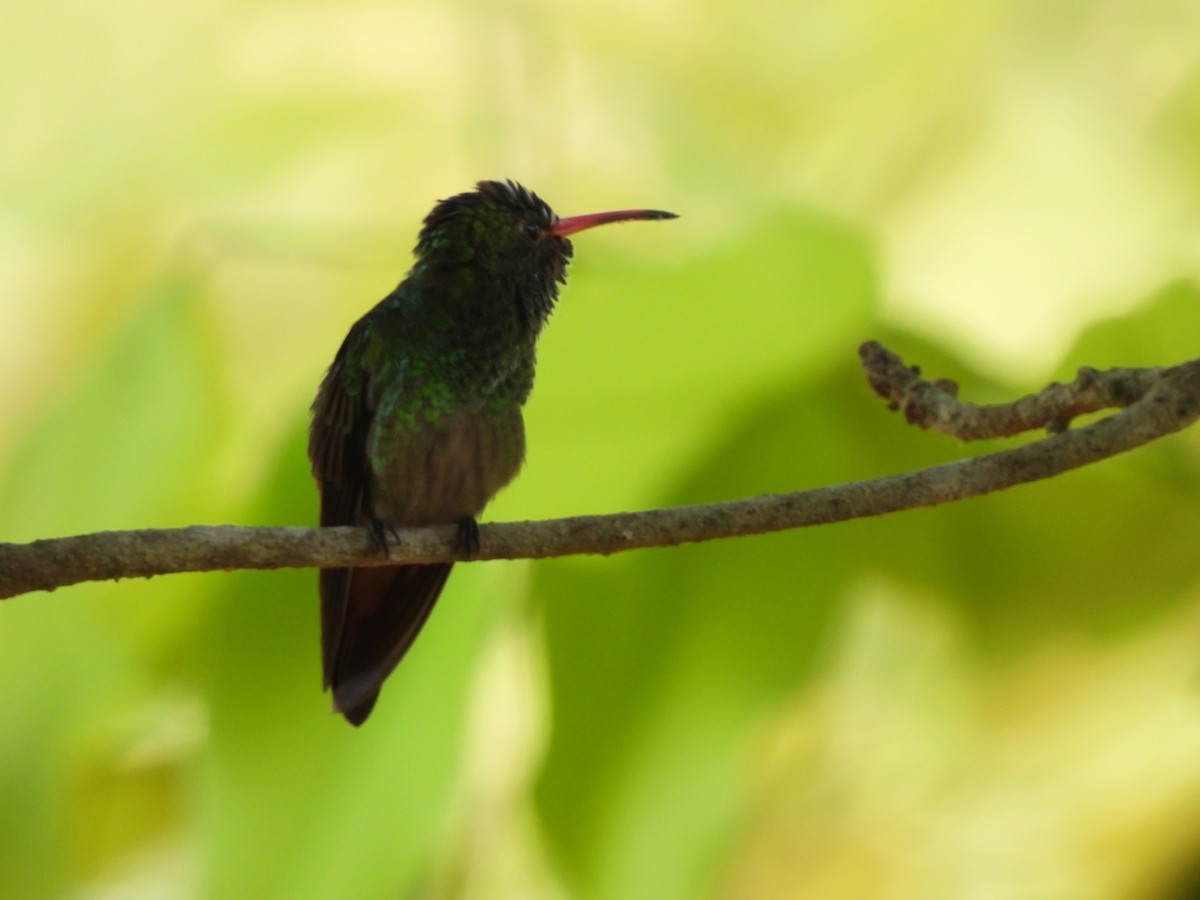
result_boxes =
[309,179,676,725]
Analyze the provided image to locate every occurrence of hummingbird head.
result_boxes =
[415,179,676,331]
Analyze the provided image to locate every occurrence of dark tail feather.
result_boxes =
[321,563,453,726]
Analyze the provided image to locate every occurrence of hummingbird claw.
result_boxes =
[367,516,400,556]
[456,516,481,560]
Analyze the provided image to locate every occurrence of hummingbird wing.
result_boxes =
[308,319,375,691]
[308,315,456,726]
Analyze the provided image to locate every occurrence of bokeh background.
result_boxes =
[4,1,1200,897]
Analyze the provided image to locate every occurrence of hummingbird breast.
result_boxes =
[367,406,527,525]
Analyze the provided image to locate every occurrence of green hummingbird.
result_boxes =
[309,179,676,725]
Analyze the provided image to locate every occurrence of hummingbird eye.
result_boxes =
[521,221,541,241]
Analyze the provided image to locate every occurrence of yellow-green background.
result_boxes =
[4,1,1200,897]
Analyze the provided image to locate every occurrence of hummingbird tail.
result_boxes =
[323,562,453,726]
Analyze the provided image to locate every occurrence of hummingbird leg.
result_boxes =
[456,516,481,560]
[367,515,401,556]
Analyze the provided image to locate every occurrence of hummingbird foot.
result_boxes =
[367,515,401,556]
[456,516,481,560]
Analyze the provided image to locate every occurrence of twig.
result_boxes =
[2,342,1197,600]
[859,341,1170,438]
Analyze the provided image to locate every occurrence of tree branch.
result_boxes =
[3,342,1198,600]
